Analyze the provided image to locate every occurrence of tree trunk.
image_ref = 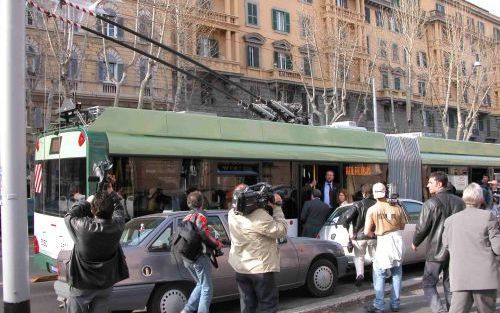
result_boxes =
[44,79,58,131]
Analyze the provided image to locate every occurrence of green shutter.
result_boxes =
[255,47,260,68]
[246,46,251,66]
[286,55,292,70]
[285,12,290,33]
[272,9,277,30]
[274,51,278,67]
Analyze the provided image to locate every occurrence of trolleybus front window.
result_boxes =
[34,158,86,217]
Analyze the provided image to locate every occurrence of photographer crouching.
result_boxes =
[228,183,288,313]
[64,162,128,313]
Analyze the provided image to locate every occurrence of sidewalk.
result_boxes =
[279,276,422,313]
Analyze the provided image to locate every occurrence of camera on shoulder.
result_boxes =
[232,183,282,215]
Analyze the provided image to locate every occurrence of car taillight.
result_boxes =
[35,139,39,151]
[33,235,39,254]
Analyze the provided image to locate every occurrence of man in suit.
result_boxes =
[443,183,500,313]
[318,170,340,209]
[300,189,332,238]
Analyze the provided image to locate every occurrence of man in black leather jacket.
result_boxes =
[341,184,376,286]
[64,187,129,313]
[412,172,464,313]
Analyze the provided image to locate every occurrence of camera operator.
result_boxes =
[64,179,129,313]
[228,184,288,313]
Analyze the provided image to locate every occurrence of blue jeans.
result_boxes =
[372,264,402,310]
[183,255,213,313]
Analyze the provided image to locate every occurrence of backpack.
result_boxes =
[173,213,203,261]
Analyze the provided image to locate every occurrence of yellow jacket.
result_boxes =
[228,206,288,274]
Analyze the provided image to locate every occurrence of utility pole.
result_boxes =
[372,77,379,132]
[0,0,30,312]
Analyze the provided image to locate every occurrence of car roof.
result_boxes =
[131,209,229,220]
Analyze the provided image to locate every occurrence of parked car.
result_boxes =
[54,210,348,313]
[318,199,427,267]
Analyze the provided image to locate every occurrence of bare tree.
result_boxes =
[392,0,427,127]
[40,2,89,129]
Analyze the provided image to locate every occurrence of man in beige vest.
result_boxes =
[228,184,288,313]
[364,183,408,313]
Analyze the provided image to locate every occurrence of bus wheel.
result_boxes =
[148,284,188,313]
[305,259,338,297]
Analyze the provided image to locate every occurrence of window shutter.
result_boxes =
[416,53,420,67]
[96,19,102,33]
[274,51,278,67]
[285,12,290,33]
[98,61,105,81]
[272,9,277,30]
[116,17,124,38]
[286,55,292,70]
[117,63,124,81]
[254,47,260,68]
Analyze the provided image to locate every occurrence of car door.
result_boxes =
[276,237,299,287]
[401,200,426,263]
[206,214,238,298]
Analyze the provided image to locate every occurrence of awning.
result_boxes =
[421,153,500,167]
[106,132,388,163]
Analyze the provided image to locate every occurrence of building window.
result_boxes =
[26,45,40,78]
[98,57,124,82]
[483,93,491,106]
[336,0,347,8]
[495,28,500,41]
[477,21,485,34]
[138,13,152,42]
[467,17,474,31]
[376,10,384,27]
[389,15,398,32]
[448,111,456,128]
[392,43,399,62]
[68,53,79,80]
[300,15,311,38]
[366,36,370,54]
[392,0,400,6]
[384,106,391,123]
[98,11,124,39]
[417,51,427,68]
[379,40,387,58]
[246,1,259,26]
[197,37,219,58]
[301,0,313,4]
[425,110,434,129]
[382,71,389,88]
[365,7,371,23]
[26,7,38,26]
[394,76,401,90]
[303,57,312,76]
[436,3,445,15]
[198,0,213,10]
[247,45,260,68]
[274,51,292,70]
[272,9,290,33]
[418,81,426,96]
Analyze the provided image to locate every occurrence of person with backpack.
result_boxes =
[177,190,223,313]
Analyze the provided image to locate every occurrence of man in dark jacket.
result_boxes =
[300,189,332,238]
[412,171,465,313]
[341,183,376,286]
[318,170,340,209]
[65,188,129,313]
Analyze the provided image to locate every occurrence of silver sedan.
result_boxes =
[54,210,348,313]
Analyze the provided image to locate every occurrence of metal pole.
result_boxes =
[0,0,30,312]
[372,77,379,132]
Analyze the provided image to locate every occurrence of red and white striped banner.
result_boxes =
[35,163,43,194]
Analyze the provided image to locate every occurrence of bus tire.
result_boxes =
[305,258,338,297]
[148,284,189,313]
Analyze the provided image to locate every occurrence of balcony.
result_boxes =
[427,10,446,23]
[195,9,239,29]
[268,68,302,82]
[365,0,392,9]
[377,88,407,99]
[102,83,117,94]
[322,5,363,23]
[191,55,240,73]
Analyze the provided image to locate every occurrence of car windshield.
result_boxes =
[120,217,165,247]
[325,205,353,225]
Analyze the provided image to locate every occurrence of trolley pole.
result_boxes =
[0,0,31,312]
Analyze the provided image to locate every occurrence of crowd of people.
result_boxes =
[62,168,499,313]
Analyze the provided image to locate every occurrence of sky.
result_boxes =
[466,0,500,17]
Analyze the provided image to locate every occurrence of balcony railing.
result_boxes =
[196,9,238,26]
[102,83,117,94]
[191,55,240,73]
